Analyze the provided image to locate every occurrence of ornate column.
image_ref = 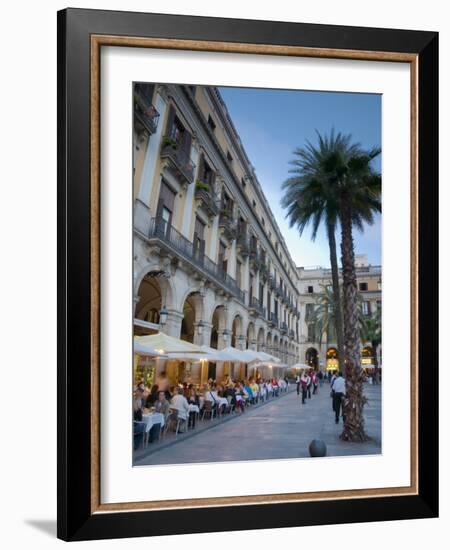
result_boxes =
[163,309,184,338]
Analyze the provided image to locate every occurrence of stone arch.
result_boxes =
[231,314,244,349]
[180,291,204,343]
[246,321,256,350]
[134,262,176,310]
[210,305,227,349]
[266,331,272,351]
[257,327,265,351]
[306,347,319,369]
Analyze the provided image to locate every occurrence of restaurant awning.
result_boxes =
[134,333,206,354]
[219,346,252,363]
[256,351,281,363]
[200,345,241,362]
[291,363,310,370]
[133,340,168,358]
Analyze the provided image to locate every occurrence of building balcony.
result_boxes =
[268,274,276,290]
[236,233,250,257]
[134,92,160,136]
[194,182,219,217]
[148,217,245,303]
[269,312,279,328]
[289,329,295,340]
[249,297,266,318]
[160,136,195,185]
[280,322,288,335]
[218,210,237,241]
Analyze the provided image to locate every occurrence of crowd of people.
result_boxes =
[133,372,291,449]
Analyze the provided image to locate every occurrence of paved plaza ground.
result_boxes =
[134,381,381,466]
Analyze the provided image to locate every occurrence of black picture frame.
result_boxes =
[57,8,438,541]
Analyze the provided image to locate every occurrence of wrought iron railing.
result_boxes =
[134,92,160,135]
[269,312,279,328]
[250,297,266,318]
[148,217,245,303]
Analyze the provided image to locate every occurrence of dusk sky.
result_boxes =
[219,86,382,269]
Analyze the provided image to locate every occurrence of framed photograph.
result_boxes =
[57,8,438,541]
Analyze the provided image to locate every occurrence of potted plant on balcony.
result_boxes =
[220,208,231,219]
[162,136,178,149]
[195,180,211,193]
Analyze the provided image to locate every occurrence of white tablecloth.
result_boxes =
[188,404,200,413]
[142,412,165,432]
[199,396,228,409]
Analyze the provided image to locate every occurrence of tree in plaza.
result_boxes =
[281,130,350,373]
[337,145,381,442]
[360,308,382,369]
[311,284,365,348]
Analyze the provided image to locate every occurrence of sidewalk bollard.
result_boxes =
[309,439,327,457]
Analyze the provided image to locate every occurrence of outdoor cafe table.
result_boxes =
[142,412,165,432]
[188,404,200,414]
[199,396,228,409]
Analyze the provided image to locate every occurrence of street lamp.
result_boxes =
[159,305,168,328]
[197,319,205,336]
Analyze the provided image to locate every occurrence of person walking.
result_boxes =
[306,371,312,399]
[312,371,319,395]
[300,371,309,405]
[296,373,301,396]
[331,372,346,424]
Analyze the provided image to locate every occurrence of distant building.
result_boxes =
[297,263,382,370]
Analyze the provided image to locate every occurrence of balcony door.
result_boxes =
[156,180,176,236]
[193,216,206,262]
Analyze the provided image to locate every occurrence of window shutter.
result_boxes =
[182,129,192,155]
[198,154,205,182]
[165,104,176,137]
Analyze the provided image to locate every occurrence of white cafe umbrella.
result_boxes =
[291,363,310,370]
[134,333,212,361]
[219,346,251,363]
[241,349,266,363]
[133,340,168,358]
[200,345,241,362]
[255,351,281,363]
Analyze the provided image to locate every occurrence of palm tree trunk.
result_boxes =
[340,200,368,442]
[326,222,345,375]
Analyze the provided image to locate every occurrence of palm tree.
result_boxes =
[312,284,366,347]
[360,309,382,369]
[281,130,355,372]
[337,146,381,442]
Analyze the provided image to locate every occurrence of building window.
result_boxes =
[261,217,265,226]
[252,199,256,208]
[362,301,371,316]
[305,303,315,321]
[359,282,368,291]
[241,177,247,188]
[218,241,227,274]
[221,190,234,215]
[226,150,233,163]
[236,260,242,288]
[193,217,206,260]
[377,280,382,290]
[307,285,314,294]
[207,114,216,132]
[307,324,315,342]
[198,155,216,186]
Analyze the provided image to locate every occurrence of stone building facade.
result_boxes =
[133,83,302,383]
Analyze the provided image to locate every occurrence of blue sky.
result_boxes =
[219,86,382,268]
